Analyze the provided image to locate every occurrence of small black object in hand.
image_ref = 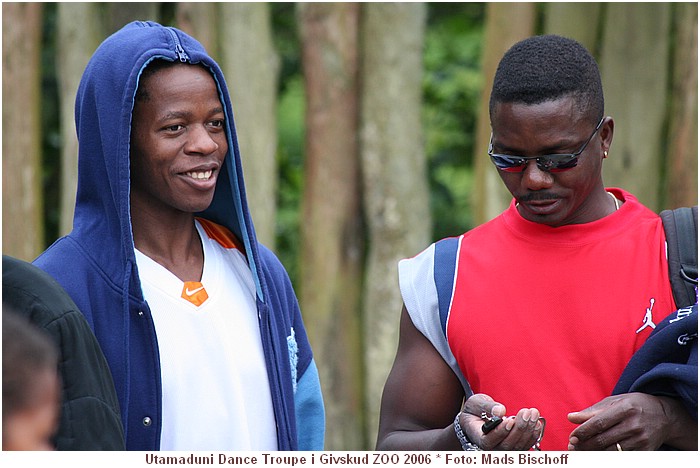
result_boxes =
[481,412,503,434]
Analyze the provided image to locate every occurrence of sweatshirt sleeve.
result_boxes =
[287,289,325,450]
[294,358,325,450]
[257,245,326,450]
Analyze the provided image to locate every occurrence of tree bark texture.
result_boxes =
[217,3,281,249]
[544,3,603,52]
[103,2,159,36]
[473,3,536,224]
[2,2,44,261]
[599,3,670,210]
[664,3,698,209]
[298,2,364,450]
[359,2,431,447]
[175,2,219,61]
[56,3,102,236]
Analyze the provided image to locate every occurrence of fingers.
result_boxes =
[463,393,503,418]
[491,402,507,419]
[568,394,665,451]
[568,395,622,447]
[502,408,542,450]
[612,442,625,452]
[567,399,608,424]
[569,430,625,451]
[483,408,542,451]
[567,403,605,425]
[570,434,632,451]
[567,410,591,425]
[462,394,544,451]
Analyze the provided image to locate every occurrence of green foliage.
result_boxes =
[271,4,305,287]
[423,3,485,239]
[40,3,60,247]
[270,3,301,96]
[275,76,305,287]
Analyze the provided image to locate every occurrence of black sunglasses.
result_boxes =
[488,117,605,173]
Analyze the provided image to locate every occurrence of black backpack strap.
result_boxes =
[660,206,698,308]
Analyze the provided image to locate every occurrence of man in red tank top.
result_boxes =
[376,35,697,452]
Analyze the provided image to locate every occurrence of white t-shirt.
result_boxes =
[135,219,278,451]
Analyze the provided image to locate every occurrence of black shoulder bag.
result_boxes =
[660,206,698,308]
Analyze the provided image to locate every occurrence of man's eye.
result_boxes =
[165,124,184,132]
[210,119,224,128]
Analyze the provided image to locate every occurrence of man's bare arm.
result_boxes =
[376,306,465,450]
[376,306,543,451]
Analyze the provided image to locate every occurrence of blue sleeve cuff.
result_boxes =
[295,359,325,450]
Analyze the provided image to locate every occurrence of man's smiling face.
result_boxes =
[130,63,228,217]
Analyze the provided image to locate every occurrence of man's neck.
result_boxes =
[131,210,205,283]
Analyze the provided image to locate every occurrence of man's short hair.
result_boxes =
[134,59,181,103]
[489,35,604,123]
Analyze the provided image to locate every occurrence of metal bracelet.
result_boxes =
[453,413,481,451]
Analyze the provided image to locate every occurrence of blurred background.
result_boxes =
[2,2,697,450]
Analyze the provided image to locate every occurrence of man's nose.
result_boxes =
[186,125,220,155]
[521,160,554,191]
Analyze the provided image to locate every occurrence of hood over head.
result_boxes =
[73,21,263,300]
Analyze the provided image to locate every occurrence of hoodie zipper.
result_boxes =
[166,27,190,62]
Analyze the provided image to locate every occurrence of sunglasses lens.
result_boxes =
[490,154,579,173]
[545,155,578,172]
[490,155,526,172]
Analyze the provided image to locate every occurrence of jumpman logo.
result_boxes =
[635,298,657,334]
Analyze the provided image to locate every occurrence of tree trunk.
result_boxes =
[2,2,44,261]
[103,3,159,35]
[217,3,280,249]
[175,2,219,60]
[664,3,698,209]
[544,3,603,51]
[56,3,102,236]
[599,3,671,210]
[298,2,364,450]
[473,3,536,224]
[359,2,430,447]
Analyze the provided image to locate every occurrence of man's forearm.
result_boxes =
[377,425,461,451]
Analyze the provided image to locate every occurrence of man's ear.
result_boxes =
[600,116,614,154]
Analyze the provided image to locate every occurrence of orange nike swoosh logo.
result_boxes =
[185,286,205,296]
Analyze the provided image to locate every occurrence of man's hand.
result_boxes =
[567,393,696,451]
[460,394,544,451]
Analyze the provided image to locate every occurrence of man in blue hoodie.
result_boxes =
[34,21,325,451]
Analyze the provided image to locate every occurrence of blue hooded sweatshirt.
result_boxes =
[34,21,325,451]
